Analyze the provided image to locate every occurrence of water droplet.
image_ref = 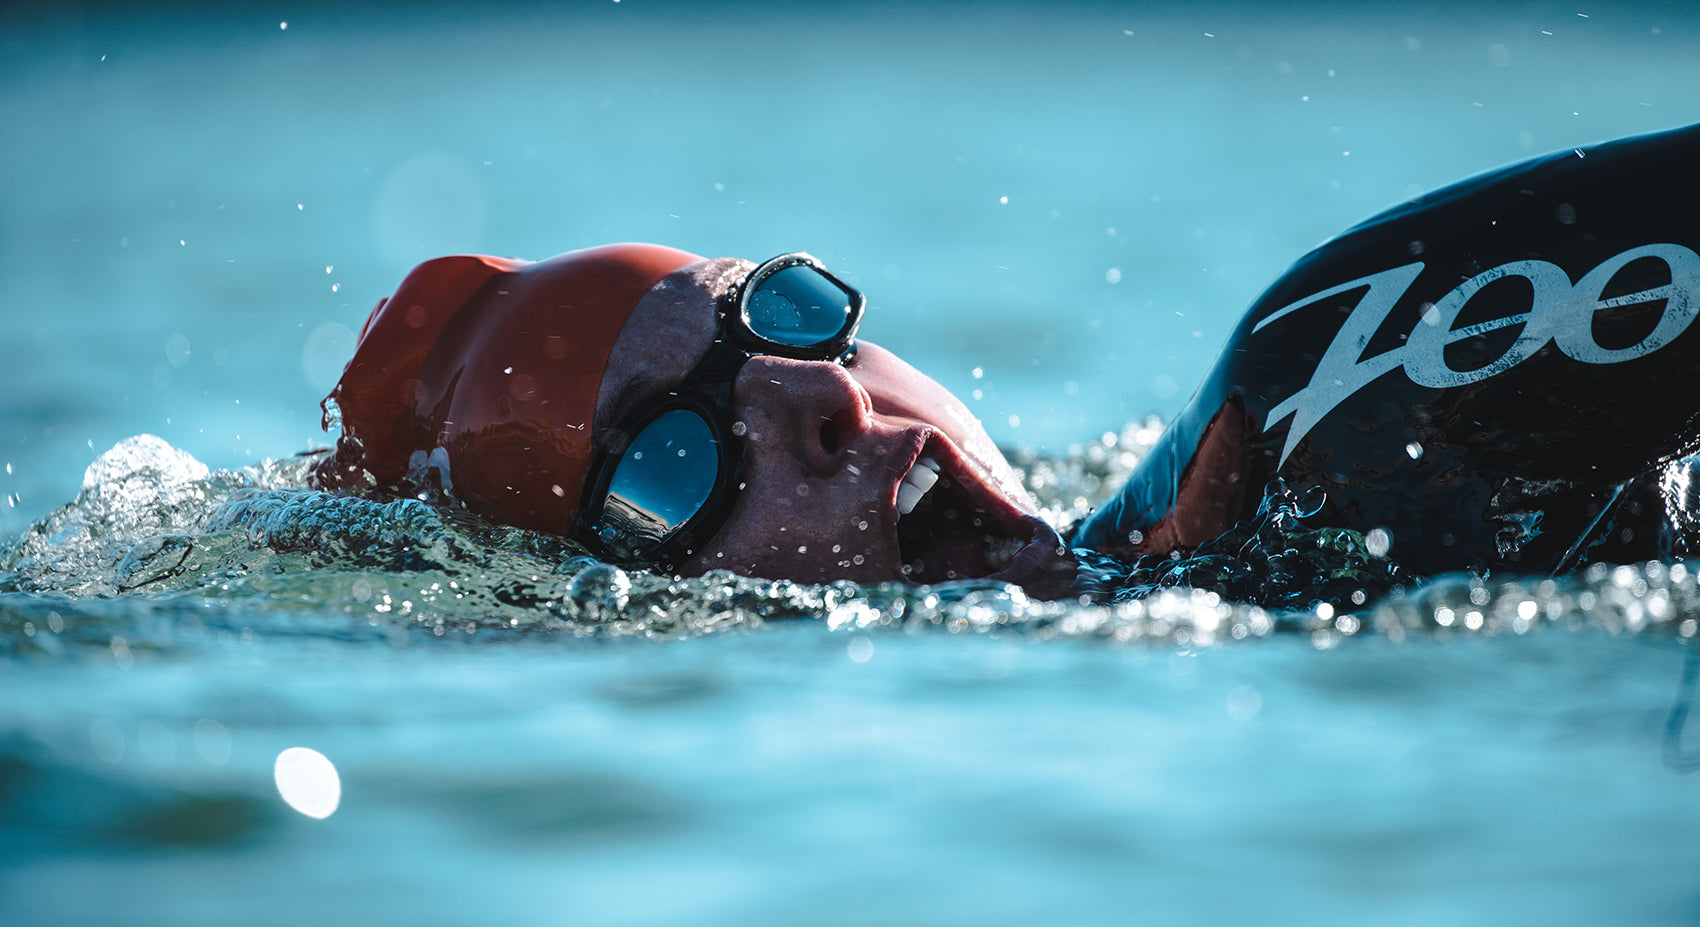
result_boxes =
[193,720,231,765]
[302,322,356,394]
[110,636,133,670]
[1226,685,1262,721]
[1365,527,1392,557]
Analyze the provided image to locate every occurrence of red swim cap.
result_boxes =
[317,243,702,534]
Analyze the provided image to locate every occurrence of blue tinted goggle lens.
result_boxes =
[744,264,857,347]
[597,410,720,558]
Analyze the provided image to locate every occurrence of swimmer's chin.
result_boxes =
[679,520,1076,600]
[983,515,1077,599]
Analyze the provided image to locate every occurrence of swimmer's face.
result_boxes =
[597,258,1075,595]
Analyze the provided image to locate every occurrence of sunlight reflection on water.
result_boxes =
[274,747,341,819]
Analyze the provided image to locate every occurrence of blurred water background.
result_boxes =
[5,1,1700,924]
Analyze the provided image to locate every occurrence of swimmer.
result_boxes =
[315,248,1078,595]
[315,121,1700,597]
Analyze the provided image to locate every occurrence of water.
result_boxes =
[6,3,1700,924]
[6,627,1697,926]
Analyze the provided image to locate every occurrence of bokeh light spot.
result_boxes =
[274,747,341,819]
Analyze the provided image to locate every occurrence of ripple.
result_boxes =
[3,434,1699,657]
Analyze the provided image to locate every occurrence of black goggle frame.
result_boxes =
[574,253,866,570]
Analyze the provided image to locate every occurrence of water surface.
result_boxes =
[5,3,1700,924]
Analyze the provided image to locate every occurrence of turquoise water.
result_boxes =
[6,2,1700,924]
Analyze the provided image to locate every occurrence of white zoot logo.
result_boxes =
[1257,243,1700,466]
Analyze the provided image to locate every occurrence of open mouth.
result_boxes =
[893,441,1059,586]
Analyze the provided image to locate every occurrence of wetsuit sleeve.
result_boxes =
[1074,122,1700,576]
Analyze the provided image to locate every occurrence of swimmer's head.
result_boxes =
[318,245,1076,597]
[316,243,701,532]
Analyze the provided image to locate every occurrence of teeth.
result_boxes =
[896,456,941,517]
[896,483,924,516]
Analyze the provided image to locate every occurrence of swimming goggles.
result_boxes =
[574,253,866,569]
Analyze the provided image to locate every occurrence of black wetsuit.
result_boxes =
[1074,122,1700,577]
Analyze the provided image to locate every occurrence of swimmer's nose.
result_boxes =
[736,356,872,475]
